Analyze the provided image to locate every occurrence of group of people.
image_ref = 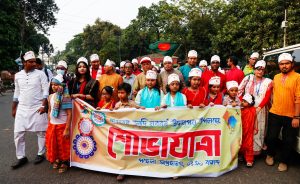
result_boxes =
[11,49,300,180]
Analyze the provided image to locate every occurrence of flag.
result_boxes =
[149,41,180,56]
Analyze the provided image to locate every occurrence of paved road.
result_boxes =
[0,92,299,184]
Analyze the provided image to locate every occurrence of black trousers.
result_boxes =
[266,112,299,164]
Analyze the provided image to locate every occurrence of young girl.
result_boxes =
[135,70,164,109]
[161,73,187,108]
[223,81,241,107]
[240,93,258,167]
[204,76,223,106]
[182,68,206,108]
[45,74,72,173]
[96,86,115,110]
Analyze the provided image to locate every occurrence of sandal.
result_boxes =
[52,160,60,169]
[58,163,68,173]
[246,162,253,168]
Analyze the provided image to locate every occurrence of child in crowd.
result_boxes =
[223,81,241,107]
[161,73,187,108]
[135,70,164,109]
[45,74,72,173]
[240,93,258,167]
[182,68,206,108]
[204,76,223,106]
[96,86,115,110]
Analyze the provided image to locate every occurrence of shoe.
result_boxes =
[265,155,274,166]
[246,162,253,168]
[33,155,45,165]
[116,174,125,181]
[11,157,28,169]
[278,163,287,172]
[173,176,179,179]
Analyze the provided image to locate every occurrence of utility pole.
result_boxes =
[281,9,288,47]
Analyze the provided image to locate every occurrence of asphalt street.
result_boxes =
[0,91,299,184]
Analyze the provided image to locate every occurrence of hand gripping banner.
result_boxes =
[70,99,242,178]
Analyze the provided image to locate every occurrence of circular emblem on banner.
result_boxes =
[91,111,106,126]
[73,134,97,159]
[78,118,94,136]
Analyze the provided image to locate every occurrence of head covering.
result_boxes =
[90,54,99,61]
[278,53,293,63]
[243,93,254,104]
[77,57,88,65]
[199,60,208,66]
[163,56,173,63]
[120,61,126,67]
[132,58,138,64]
[146,70,157,79]
[168,73,180,85]
[51,74,64,85]
[250,52,259,59]
[188,50,197,58]
[57,60,68,69]
[226,81,239,90]
[105,59,115,67]
[23,51,35,61]
[188,68,202,77]
[151,61,156,66]
[140,57,151,64]
[211,55,220,63]
[255,60,266,68]
[209,76,221,85]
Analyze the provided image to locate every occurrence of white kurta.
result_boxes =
[13,69,49,132]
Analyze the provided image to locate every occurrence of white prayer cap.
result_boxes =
[226,81,239,90]
[243,93,254,104]
[188,50,197,58]
[140,57,151,64]
[77,57,88,65]
[250,52,259,59]
[199,60,208,66]
[146,70,157,79]
[132,58,138,64]
[168,73,180,85]
[151,61,156,66]
[120,61,126,67]
[255,60,266,68]
[105,59,115,67]
[163,56,173,63]
[57,60,68,69]
[90,54,99,61]
[51,74,64,84]
[278,53,293,63]
[23,51,35,61]
[211,55,220,62]
[209,76,221,85]
[188,68,202,77]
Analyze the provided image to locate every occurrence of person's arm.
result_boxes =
[47,95,52,121]
[135,90,142,105]
[63,109,72,137]
[38,72,49,114]
[12,76,19,118]
[257,83,272,110]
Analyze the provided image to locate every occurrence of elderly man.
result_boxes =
[265,53,300,172]
[158,56,184,94]
[132,57,152,97]
[11,51,49,169]
[90,54,104,81]
[123,62,136,99]
[132,58,141,75]
[179,50,199,84]
[226,56,244,84]
[243,52,259,76]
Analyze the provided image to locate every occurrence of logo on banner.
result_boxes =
[73,134,97,159]
[78,118,94,136]
[91,111,106,126]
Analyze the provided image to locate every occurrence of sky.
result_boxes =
[48,0,160,52]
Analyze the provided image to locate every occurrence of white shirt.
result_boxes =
[49,94,67,124]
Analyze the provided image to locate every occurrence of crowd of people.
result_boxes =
[10,49,300,181]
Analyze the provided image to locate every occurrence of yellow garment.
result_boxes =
[99,73,123,101]
[133,72,146,92]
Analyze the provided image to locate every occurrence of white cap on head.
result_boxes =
[199,60,208,66]
[278,53,293,63]
[250,52,259,59]
[226,81,239,90]
[57,60,68,69]
[120,61,126,67]
[105,59,115,67]
[140,57,151,64]
[132,58,138,64]
[151,61,156,66]
[23,51,35,61]
[188,50,197,58]
[188,68,202,77]
[168,73,180,85]
[243,93,254,104]
[255,60,266,68]
[209,76,221,85]
[163,56,173,63]
[211,55,220,62]
[51,74,64,84]
[146,70,157,79]
[77,57,88,65]
[90,54,99,61]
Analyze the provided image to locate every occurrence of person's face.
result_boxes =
[120,66,124,72]
[24,59,36,71]
[104,65,113,73]
[36,63,43,70]
[199,65,207,71]
[189,76,201,89]
[249,57,257,66]
[241,99,250,107]
[124,63,133,75]
[133,63,139,70]
[228,87,238,98]
[169,81,180,93]
[141,62,151,72]
[101,89,111,101]
[227,58,233,67]
[117,89,128,100]
[210,61,220,71]
[146,79,156,89]
[91,60,100,69]
[56,65,67,75]
[254,67,265,78]
[188,57,197,67]
[210,85,220,94]
[164,62,173,71]
[279,60,293,74]
[78,63,87,75]
[51,82,59,92]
